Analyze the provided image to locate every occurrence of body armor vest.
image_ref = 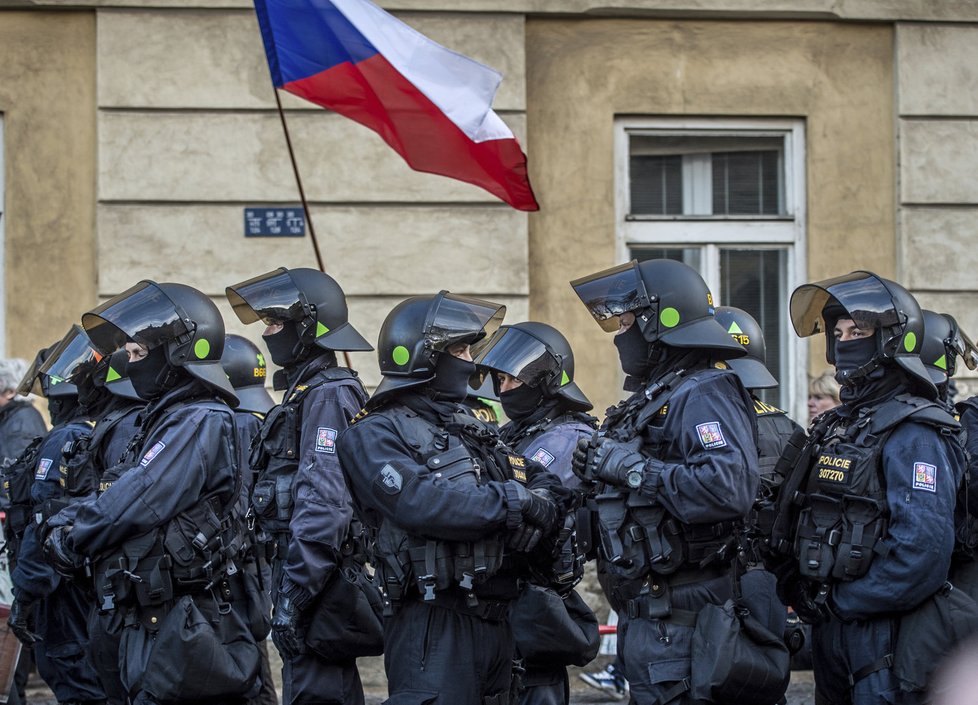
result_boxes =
[362,404,521,613]
[95,398,242,616]
[790,394,958,587]
[501,410,596,455]
[249,367,363,536]
[594,368,746,598]
[1,435,44,560]
[61,404,141,498]
[752,400,804,545]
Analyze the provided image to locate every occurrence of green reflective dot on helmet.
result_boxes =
[194,338,211,359]
[392,345,410,366]
[660,307,681,328]
[903,332,917,353]
[256,352,265,368]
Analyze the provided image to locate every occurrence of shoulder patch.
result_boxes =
[34,458,53,480]
[530,447,556,468]
[379,463,402,494]
[695,422,727,449]
[140,441,166,467]
[912,462,937,493]
[315,427,337,454]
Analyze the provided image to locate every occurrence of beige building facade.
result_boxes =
[1,0,977,418]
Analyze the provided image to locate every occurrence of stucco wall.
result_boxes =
[0,11,96,359]
[526,19,895,411]
[95,8,530,387]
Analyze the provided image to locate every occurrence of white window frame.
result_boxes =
[615,116,808,423]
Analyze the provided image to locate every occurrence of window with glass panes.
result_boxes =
[615,119,807,422]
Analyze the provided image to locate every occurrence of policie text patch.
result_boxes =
[140,441,166,467]
[35,458,53,480]
[315,427,337,454]
[695,422,727,449]
[913,462,937,493]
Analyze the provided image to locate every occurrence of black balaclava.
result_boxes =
[128,345,179,401]
[500,382,544,421]
[428,353,476,402]
[614,324,653,379]
[47,394,81,426]
[263,320,304,368]
[833,337,879,386]
[75,371,111,418]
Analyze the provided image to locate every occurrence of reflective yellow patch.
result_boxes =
[509,455,526,468]
[659,404,669,416]
[99,481,114,493]
[512,469,527,482]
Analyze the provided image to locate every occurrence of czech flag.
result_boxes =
[254,0,539,211]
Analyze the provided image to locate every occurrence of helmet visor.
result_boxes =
[571,261,651,333]
[38,325,103,387]
[82,281,192,354]
[790,272,901,338]
[16,353,46,397]
[947,316,978,372]
[474,326,560,388]
[226,269,303,325]
[425,292,505,357]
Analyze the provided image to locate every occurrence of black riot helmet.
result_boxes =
[714,306,778,390]
[82,281,238,406]
[221,334,274,414]
[790,271,934,395]
[370,291,505,407]
[474,321,592,412]
[920,310,978,386]
[226,267,372,353]
[18,329,83,399]
[571,259,746,357]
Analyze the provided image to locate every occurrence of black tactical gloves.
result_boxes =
[573,437,650,491]
[8,598,39,645]
[271,593,303,658]
[507,482,559,552]
[43,525,84,577]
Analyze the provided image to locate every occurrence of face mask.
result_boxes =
[834,337,878,385]
[128,345,175,401]
[263,321,302,368]
[614,324,652,379]
[428,353,476,402]
[75,374,105,411]
[500,382,543,421]
[47,396,81,426]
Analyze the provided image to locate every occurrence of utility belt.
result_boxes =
[420,586,514,622]
[623,565,728,625]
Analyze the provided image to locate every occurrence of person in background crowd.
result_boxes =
[807,369,840,423]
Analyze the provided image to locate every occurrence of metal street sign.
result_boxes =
[244,207,306,237]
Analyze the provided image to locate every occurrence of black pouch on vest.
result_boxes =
[510,585,599,667]
[893,582,978,692]
[131,594,261,702]
[304,563,385,662]
[690,598,790,705]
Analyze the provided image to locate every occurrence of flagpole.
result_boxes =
[273,88,353,368]
[273,88,325,273]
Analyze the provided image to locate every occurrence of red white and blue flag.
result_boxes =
[254,0,539,211]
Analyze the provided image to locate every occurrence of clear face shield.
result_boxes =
[226,268,305,325]
[790,272,902,339]
[82,281,194,355]
[474,326,560,389]
[570,261,652,333]
[946,316,978,373]
[423,292,505,357]
[38,325,103,388]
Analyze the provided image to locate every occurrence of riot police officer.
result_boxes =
[475,321,599,705]
[44,280,262,705]
[220,334,278,705]
[40,340,145,705]
[570,259,759,705]
[8,330,106,705]
[772,272,964,705]
[226,267,372,705]
[337,291,565,705]
[0,359,47,464]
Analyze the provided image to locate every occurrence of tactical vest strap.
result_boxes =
[848,653,893,687]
